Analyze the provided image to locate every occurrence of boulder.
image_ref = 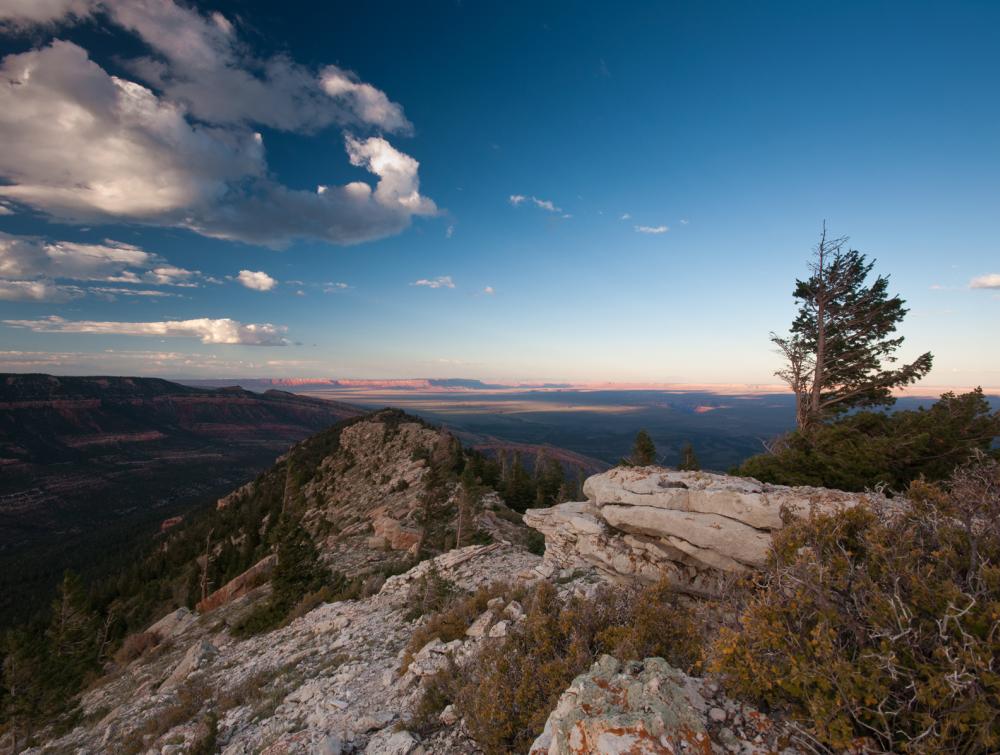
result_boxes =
[526,468,881,595]
[371,515,423,552]
[147,607,196,640]
[160,638,217,691]
[530,655,787,755]
[364,729,423,755]
[529,655,712,755]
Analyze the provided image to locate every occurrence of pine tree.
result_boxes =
[270,519,327,611]
[677,441,700,471]
[774,225,933,429]
[630,430,657,466]
[47,572,99,664]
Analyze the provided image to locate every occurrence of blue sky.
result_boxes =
[0,1,997,386]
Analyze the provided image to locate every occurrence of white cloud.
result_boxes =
[445,224,454,238]
[0,0,94,28]
[0,279,82,302]
[483,286,495,295]
[0,230,201,300]
[510,194,562,213]
[634,225,669,234]
[319,66,411,133]
[1,232,155,280]
[3,315,288,345]
[411,276,455,289]
[0,21,434,247]
[679,218,689,225]
[236,269,278,291]
[620,213,631,220]
[88,287,179,298]
[15,0,411,134]
[969,273,1000,289]
[323,282,350,293]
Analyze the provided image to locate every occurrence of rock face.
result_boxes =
[196,554,278,613]
[530,655,787,755]
[525,466,879,595]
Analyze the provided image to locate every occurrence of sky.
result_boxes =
[0,0,997,387]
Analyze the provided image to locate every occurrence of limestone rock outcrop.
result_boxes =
[525,466,881,595]
[529,655,788,755]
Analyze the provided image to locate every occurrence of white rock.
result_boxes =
[364,728,423,755]
[160,638,217,691]
[526,468,882,596]
[465,610,495,638]
[488,619,510,638]
[438,704,458,726]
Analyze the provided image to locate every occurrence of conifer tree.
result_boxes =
[630,430,657,466]
[677,441,700,471]
[774,225,932,429]
[270,519,327,611]
[47,572,99,665]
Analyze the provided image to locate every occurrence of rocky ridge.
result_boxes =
[23,543,542,755]
[14,455,884,755]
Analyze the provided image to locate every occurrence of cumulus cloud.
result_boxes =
[620,212,631,220]
[634,225,669,234]
[3,0,410,134]
[3,315,288,345]
[411,276,455,289]
[509,194,562,213]
[483,286,495,295]
[236,269,278,291]
[0,6,435,248]
[969,273,1000,289]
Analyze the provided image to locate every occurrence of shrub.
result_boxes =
[113,631,160,665]
[400,581,518,672]
[415,579,703,754]
[711,456,1000,753]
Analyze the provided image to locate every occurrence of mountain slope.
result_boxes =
[0,373,363,625]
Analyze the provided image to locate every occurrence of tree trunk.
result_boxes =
[807,227,829,428]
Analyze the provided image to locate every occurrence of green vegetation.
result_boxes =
[677,440,700,471]
[467,448,583,513]
[735,389,1000,491]
[411,579,702,753]
[712,456,1000,753]
[628,429,657,465]
[772,226,933,430]
[231,518,330,637]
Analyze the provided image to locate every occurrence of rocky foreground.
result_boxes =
[17,460,882,754]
